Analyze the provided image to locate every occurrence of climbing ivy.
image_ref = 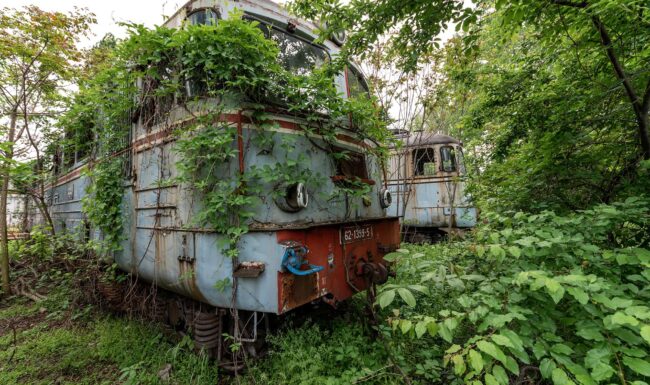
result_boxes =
[61,15,389,255]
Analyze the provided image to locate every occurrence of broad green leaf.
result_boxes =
[566,287,589,305]
[504,355,519,375]
[477,340,507,364]
[397,288,416,307]
[576,325,605,341]
[452,354,466,376]
[468,349,484,372]
[484,373,498,385]
[414,321,427,338]
[551,344,573,356]
[611,311,639,327]
[382,252,400,262]
[489,244,505,259]
[545,278,565,304]
[408,284,429,294]
[378,289,395,309]
[611,297,634,309]
[585,347,611,369]
[623,356,650,376]
[626,306,650,320]
[427,321,439,337]
[565,363,596,385]
[501,329,524,351]
[590,363,615,381]
[438,323,453,343]
[551,368,575,385]
[492,365,508,384]
[540,358,556,379]
[491,334,515,348]
[641,325,650,345]
[507,246,521,258]
[400,319,412,335]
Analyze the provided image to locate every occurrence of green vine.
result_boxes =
[62,14,390,258]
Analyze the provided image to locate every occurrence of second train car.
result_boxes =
[386,131,477,242]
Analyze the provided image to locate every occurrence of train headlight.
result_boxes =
[379,188,392,209]
[276,182,309,212]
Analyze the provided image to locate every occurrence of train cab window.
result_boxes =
[187,9,219,25]
[456,147,466,174]
[413,148,436,176]
[346,66,370,98]
[335,150,369,180]
[245,14,329,75]
[440,146,457,172]
[270,30,328,75]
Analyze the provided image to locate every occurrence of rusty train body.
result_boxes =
[45,0,399,364]
[386,131,477,242]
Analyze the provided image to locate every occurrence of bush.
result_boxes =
[378,196,650,384]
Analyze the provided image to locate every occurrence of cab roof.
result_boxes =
[392,131,462,148]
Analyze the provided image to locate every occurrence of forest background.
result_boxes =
[0,1,649,384]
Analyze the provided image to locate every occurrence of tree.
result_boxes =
[0,6,94,296]
[291,0,649,155]
[289,0,475,71]
[491,0,650,160]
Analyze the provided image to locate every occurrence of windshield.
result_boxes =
[188,9,218,25]
[245,15,329,75]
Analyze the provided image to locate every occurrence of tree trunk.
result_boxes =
[591,16,650,160]
[21,194,29,232]
[0,111,17,296]
[35,195,55,235]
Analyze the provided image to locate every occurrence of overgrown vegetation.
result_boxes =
[4,197,646,384]
[3,1,650,384]
[63,15,388,257]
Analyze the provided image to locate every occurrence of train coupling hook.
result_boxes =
[280,241,324,276]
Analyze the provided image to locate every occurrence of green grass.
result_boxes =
[0,244,447,385]
[0,292,419,385]
[0,296,219,385]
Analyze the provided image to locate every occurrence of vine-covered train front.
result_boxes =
[46,0,399,321]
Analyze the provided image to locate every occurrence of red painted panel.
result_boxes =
[276,218,400,314]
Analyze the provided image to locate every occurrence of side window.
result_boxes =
[440,146,457,172]
[187,9,219,26]
[413,148,436,176]
[346,65,370,98]
[456,147,466,174]
[335,149,369,179]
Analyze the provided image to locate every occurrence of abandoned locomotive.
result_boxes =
[46,0,399,369]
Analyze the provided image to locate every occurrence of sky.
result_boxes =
[0,0,184,46]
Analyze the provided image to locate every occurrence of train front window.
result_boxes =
[245,15,328,75]
[413,148,436,176]
[346,66,370,98]
[440,146,457,172]
[269,30,328,75]
[188,9,219,25]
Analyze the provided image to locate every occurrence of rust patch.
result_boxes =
[178,260,207,303]
[279,273,319,313]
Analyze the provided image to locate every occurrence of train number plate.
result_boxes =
[341,224,373,244]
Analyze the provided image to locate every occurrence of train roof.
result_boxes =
[391,131,462,148]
